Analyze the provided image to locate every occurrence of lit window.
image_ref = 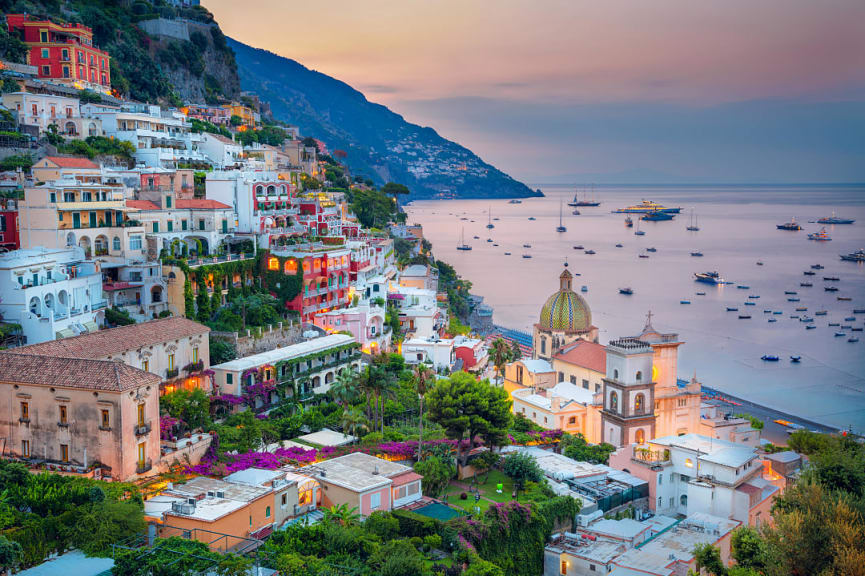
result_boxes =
[267,257,279,271]
[143,360,149,372]
[59,405,68,424]
[60,444,69,462]
[137,404,145,427]
[22,440,30,458]
[168,354,175,371]
[20,402,29,421]
[685,458,694,468]
[101,410,110,429]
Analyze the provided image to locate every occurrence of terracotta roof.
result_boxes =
[552,339,607,373]
[126,199,160,210]
[0,353,161,392]
[41,156,99,169]
[206,133,237,145]
[15,317,209,359]
[390,471,423,486]
[176,198,232,210]
[103,281,142,291]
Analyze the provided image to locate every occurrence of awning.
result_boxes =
[56,328,75,339]
[84,321,99,333]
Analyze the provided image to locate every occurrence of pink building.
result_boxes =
[313,303,391,354]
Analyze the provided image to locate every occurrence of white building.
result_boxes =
[2,91,101,139]
[402,336,454,371]
[205,170,299,243]
[511,381,602,441]
[388,285,443,339]
[199,132,244,168]
[0,247,106,344]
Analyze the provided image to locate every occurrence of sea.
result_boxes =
[405,185,865,434]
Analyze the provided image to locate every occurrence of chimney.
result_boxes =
[373,465,380,475]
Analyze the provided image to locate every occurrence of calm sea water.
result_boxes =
[406,185,865,433]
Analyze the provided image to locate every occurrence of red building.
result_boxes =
[0,203,20,252]
[267,247,352,321]
[6,14,111,91]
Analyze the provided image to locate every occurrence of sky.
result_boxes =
[205,0,865,183]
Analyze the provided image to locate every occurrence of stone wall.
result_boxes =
[139,18,191,41]
[211,321,306,358]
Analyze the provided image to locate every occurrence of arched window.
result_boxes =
[256,185,264,196]
[635,393,645,414]
[635,429,645,444]
[284,260,297,275]
[680,494,688,507]
[610,391,618,413]
[613,369,619,380]
[652,365,658,381]
[636,370,642,382]
[112,236,121,251]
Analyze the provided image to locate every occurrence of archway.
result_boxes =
[28,296,42,317]
[151,285,164,304]
[635,429,645,444]
[94,234,109,256]
[43,293,55,316]
[88,122,98,137]
[65,121,76,135]
[325,371,334,384]
[78,236,92,258]
[680,494,688,507]
[66,232,76,247]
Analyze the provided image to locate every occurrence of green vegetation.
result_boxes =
[0,153,33,172]
[190,117,232,138]
[349,188,398,228]
[735,413,765,430]
[558,432,617,464]
[501,451,543,492]
[112,537,252,576]
[436,260,472,320]
[105,306,136,326]
[54,135,136,163]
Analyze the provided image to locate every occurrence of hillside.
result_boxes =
[228,38,538,200]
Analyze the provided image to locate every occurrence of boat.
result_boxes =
[784,291,797,295]
[818,211,855,225]
[849,337,860,343]
[739,314,752,319]
[824,276,840,281]
[572,209,581,216]
[744,302,756,306]
[641,210,675,221]
[773,311,783,315]
[569,186,602,207]
[855,309,865,314]
[581,285,588,292]
[737,285,750,290]
[473,235,480,239]
[804,270,816,276]
[486,207,495,229]
[763,310,772,314]
[800,316,813,322]
[574,245,584,250]
[638,254,650,259]
[835,332,846,337]
[456,228,472,251]
[749,295,760,299]
[838,296,852,301]
[523,244,532,248]
[761,355,779,361]
[815,310,828,316]
[844,316,857,322]
[695,271,731,285]
[508,199,522,204]
[841,325,853,329]
[829,322,840,326]
[806,325,817,330]
[756,261,764,266]
[504,252,512,255]
[825,286,839,292]
[768,318,777,323]
[486,238,493,242]
[614,200,682,214]
[687,209,700,231]
[788,297,800,302]
[696,291,706,296]
[522,254,532,259]
[634,218,645,236]
[625,216,634,228]
[619,287,634,295]
[646,247,657,253]
[727,307,739,312]
[528,217,536,221]
[800,282,813,287]
[790,315,800,319]
[615,243,623,248]
[690,251,704,257]
[777,218,802,231]
[852,327,864,332]
[811,264,824,270]
[840,249,865,262]
[556,200,567,233]
[796,307,808,312]
[493,243,499,247]
[807,227,832,241]
[680,300,691,304]
[585,250,596,255]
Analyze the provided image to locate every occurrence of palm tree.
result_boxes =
[323,503,361,527]
[341,406,368,442]
[491,338,511,386]
[330,368,359,405]
[368,371,397,433]
[413,363,434,460]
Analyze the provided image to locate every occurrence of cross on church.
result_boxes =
[645,310,654,325]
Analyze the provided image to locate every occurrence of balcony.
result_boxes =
[135,421,152,436]
[184,361,204,373]
[632,446,670,464]
[136,458,153,474]
[165,368,179,379]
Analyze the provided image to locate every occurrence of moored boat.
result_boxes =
[840,249,865,262]
[696,271,731,284]
[777,218,802,231]
[807,227,832,241]
[614,200,682,214]
[818,212,855,225]
[641,210,675,221]
[761,355,779,361]
[619,287,633,295]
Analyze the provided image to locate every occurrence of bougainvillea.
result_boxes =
[159,415,183,441]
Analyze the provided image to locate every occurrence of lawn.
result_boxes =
[442,469,539,514]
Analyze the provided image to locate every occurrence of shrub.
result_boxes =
[365,511,399,541]
[391,509,442,538]
[460,492,468,500]
[424,534,442,550]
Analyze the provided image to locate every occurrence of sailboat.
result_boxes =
[569,185,601,207]
[625,216,633,228]
[687,209,700,231]
[634,217,645,236]
[486,206,494,229]
[456,227,472,251]
[556,199,567,232]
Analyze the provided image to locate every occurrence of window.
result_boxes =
[42,65,50,76]
[569,375,576,385]
[101,409,110,429]
[678,398,687,407]
[192,347,199,364]
[113,236,121,251]
[142,360,149,372]
[561,560,567,575]
[265,506,271,518]
[680,494,688,507]
[181,219,188,230]
[369,492,381,510]
[60,444,69,462]
[20,402,29,421]
[165,196,172,208]
[22,440,30,458]
[658,497,662,507]
[613,369,619,380]
[658,474,662,485]
[635,429,645,444]
[281,493,287,507]
[50,192,56,203]
[568,416,576,424]
[40,31,48,43]
[152,222,159,233]
[226,373,233,385]
[136,404,146,427]
[635,393,645,414]
[669,497,674,508]
[41,48,49,58]
[610,391,618,413]
[130,235,143,250]
[168,354,175,371]
[167,221,173,232]
[59,404,68,424]
[198,219,205,230]
[540,338,546,355]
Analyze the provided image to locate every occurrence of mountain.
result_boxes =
[227,38,538,200]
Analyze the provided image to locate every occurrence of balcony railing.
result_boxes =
[165,368,179,379]
[184,361,204,373]
[136,458,153,474]
[632,446,670,463]
[135,421,152,437]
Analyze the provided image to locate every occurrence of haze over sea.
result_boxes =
[406,185,865,433]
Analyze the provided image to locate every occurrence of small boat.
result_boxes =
[615,243,623,248]
[508,199,522,204]
[795,307,808,312]
[773,311,783,315]
[696,291,706,296]
[486,238,493,242]
[696,271,731,285]
[854,309,865,314]
[838,296,852,301]
[756,261,764,266]
[473,235,480,239]
[841,325,853,329]
[784,291,797,295]
[641,210,675,221]
[581,285,588,292]
[840,249,865,262]
[486,207,495,229]
[777,218,802,231]
[556,200,567,232]
[738,285,750,290]
[849,337,860,343]
[528,217,536,221]
[635,230,645,236]
[457,228,472,251]
[739,314,752,319]
[804,270,816,276]
[572,209,581,216]
[834,332,846,337]
[691,251,704,257]
[523,244,532,248]
[744,302,756,306]
[829,322,840,326]
[493,217,499,221]
[806,325,817,330]
[768,318,777,323]
[687,209,700,231]
[800,282,813,287]
[619,287,634,295]
[790,315,800,319]
[811,264,824,270]
[761,355,780,361]
[646,247,657,253]
[749,295,760,299]
[638,254,650,259]
[844,316,857,322]
[763,310,773,314]
[800,316,813,322]
[680,300,691,304]
[522,254,532,259]
[807,227,832,241]
[818,212,855,225]
[815,310,828,316]
[625,216,634,228]
[574,245,584,250]
[852,327,864,332]
[584,250,596,255]
[823,276,840,282]
[825,286,839,292]
[790,356,802,362]
[504,252,512,255]
[727,307,739,312]
[788,297,801,302]
[493,243,499,247]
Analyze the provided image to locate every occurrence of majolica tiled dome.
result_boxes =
[539,266,592,333]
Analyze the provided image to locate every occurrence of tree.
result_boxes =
[414,456,455,498]
[0,535,22,574]
[323,503,360,527]
[413,363,434,460]
[559,433,617,464]
[501,451,543,492]
[490,338,510,386]
[340,406,368,441]
[730,526,767,572]
[693,543,727,576]
[330,368,359,404]
[510,340,522,361]
[426,372,512,466]
[380,182,411,211]
[471,450,501,483]
[209,338,236,365]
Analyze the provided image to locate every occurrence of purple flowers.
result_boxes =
[160,415,183,441]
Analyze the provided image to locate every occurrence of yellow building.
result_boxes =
[222,103,257,127]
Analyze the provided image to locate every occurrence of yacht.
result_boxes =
[508,198,522,204]
[569,186,601,207]
[695,271,731,285]
[800,282,813,287]
[687,209,700,231]
[523,244,532,248]
[811,264,824,270]
[777,218,802,231]
[585,249,596,255]
[807,227,832,241]
[634,219,645,236]
[761,355,780,362]
[646,247,657,253]
[619,287,634,295]
[522,254,532,259]
[614,200,682,214]
[804,270,816,276]
[528,217,536,221]
[641,210,675,221]
[824,276,840,281]
[818,211,855,225]
[840,249,865,262]
[680,300,691,305]
[556,200,567,233]
[825,286,839,292]
[456,228,472,251]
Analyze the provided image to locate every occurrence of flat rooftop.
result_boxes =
[306,452,413,492]
[589,518,649,540]
[212,333,355,372]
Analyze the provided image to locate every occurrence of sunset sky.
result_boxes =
[205,0,865,183]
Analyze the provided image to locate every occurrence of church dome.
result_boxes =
[538,266,592,333]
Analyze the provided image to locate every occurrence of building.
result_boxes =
[402,336,454,371]
[398,263,438,291]
[0,199,20,252]
[30,155,101,183]
[2,91,100,138]
[210,333,362,406]
[0,247,105,344]
[608,433,779,526]
[699,404,761,447]
[313,302,392,354]
[453,335,488,372]
[266,245,352,321]
[221,103,258,127]
[511,381,603,443]
[0,352,161,481]
[126,197,236,258]
[600,337,658,447]
[200,132,243,168]
[388,285,444,339]
[534,265,599,361]
[101,261,169,322]
[14,316,211,395]
[503,358,557,394]
[303,452,423,517]
[183,103,231,126]
[6,15,111,92]
[551,339,606,395]
[205,170,299,243]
